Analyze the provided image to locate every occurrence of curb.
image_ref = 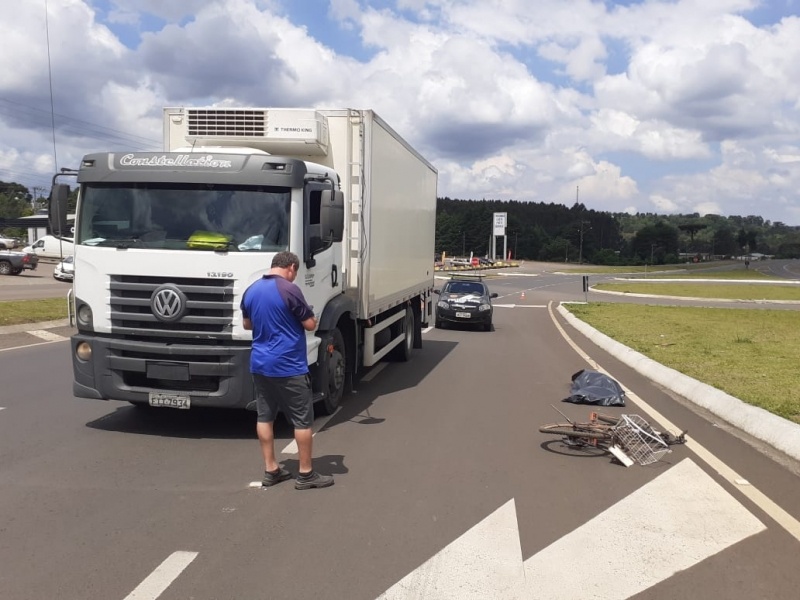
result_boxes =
[557,304,800,463]
[0,318,71,335]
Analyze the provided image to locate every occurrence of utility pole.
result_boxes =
[32,186,45,211]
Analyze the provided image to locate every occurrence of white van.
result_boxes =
[23,235,74,259]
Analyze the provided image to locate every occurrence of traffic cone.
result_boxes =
[520,291,526,300]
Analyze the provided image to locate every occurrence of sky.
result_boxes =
[1,0,800,224]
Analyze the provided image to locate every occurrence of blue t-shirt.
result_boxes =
[241,275,314,377]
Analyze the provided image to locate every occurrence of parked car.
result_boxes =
[53,255,74,282]
[0,249,39,275]
[23,235,74,259]
[0,234,21,249]
[434,274,498,331]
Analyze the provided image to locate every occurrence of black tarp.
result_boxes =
[562,369,626,406]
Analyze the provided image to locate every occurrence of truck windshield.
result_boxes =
[76,183,291,251]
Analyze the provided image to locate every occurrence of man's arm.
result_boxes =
[301,316,317,332]
[243,317,253,330]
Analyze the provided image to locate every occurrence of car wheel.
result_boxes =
[483,322,492,332]
[435,319,444,329]
[0,261,12,275]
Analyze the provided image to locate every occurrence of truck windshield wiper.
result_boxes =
[94,238,143,249]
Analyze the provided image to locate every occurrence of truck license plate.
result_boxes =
[455,312,471,318]
[148,392,191,409]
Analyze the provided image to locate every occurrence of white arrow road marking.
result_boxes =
[123,551,198,600]
[377,499,527,599]
[377,459,764,600]
[524,458,766,600]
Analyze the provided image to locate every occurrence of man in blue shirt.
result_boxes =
[241,251,334,490]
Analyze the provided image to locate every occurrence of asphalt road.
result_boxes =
[0,258,70,301]
[1,265,799,599]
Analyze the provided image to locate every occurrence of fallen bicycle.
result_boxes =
[539,407,687,467]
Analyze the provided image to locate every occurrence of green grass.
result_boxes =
[651,270,779,280]
[593,282,800,301]
[0,298,70,327]
[552,260,747,275]
[566,303,800,424]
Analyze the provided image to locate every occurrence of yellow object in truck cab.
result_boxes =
[186,230,233,250]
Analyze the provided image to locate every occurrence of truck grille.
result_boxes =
[109,275,235,340]
[187,109,266,137]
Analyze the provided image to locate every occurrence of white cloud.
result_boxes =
[651,194,680,213]
[0,0,799,224]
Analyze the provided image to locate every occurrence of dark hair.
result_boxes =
[271,251,300,270]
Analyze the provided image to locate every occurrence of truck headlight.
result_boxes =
[76,302,93,329]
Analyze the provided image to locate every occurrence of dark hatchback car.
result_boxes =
[434,275,498,331]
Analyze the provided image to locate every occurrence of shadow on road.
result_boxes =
[85,339,458,439]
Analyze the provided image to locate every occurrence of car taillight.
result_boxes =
[23,255,30,264]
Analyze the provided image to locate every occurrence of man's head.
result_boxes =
[270,251,300,281]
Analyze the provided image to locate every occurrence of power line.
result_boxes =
[0,99,160,150]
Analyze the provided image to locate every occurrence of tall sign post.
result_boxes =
[493,212,507,262]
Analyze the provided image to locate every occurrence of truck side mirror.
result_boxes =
[49,184,71,237]
[320,189,344,242]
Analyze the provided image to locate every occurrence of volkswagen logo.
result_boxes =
[150,285,187,322]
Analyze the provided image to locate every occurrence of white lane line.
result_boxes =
[361,362,388,383]
[27,329,68,342]
[0,339,65,352]
[123,551,198,600]
[280,412,336,455]
[494,304,547,308]
[525,459,765,600]
[548,300,800,543]
[0,407,5,411]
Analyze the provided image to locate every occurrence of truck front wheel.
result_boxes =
[318,328,346,415]
[390,306,414,361]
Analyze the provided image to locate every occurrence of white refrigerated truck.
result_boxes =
[49,108,437,414]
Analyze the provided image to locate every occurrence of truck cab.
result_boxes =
[50,107,436,416]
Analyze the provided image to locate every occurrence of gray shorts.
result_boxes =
[253,373,314,429]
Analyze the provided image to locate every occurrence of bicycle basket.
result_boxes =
[612,414,670,465]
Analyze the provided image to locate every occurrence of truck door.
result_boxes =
[302,182,340,318]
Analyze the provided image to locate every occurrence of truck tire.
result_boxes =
[318,328,346,415]
[0,261,12,275]
[11,268,22,275]
[390,306,414,362]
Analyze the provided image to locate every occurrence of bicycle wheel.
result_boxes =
[538,424,609,442]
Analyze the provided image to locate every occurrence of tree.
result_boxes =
[678,223,707,251]
[631,221,679,264]
[712,227,738,257]
[0,182,33,219]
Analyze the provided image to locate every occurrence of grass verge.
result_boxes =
[593,282,800,301]
[565,303,800,425]
[0,298,70,327]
